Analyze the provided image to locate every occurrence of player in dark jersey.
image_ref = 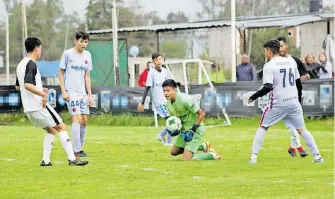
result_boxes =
[277,36,308,158]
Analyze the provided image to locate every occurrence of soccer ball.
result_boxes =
[166,116,182,136]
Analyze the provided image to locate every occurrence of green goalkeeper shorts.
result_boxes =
[174,126,205,153]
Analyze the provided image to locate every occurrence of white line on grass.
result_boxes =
[0,158,15,162]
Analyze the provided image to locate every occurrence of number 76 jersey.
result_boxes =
[263,56,300,108]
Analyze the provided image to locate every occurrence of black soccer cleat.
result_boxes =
[68,158,88,166]
[299,150,308,158]
[40,160,52,166]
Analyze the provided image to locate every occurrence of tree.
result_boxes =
[249,28,300,69]
[167,11,189,24]
[161,40,187,58]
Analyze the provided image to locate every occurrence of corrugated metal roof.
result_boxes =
[89,12,334,34]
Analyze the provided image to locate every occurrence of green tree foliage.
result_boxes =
[248,28,300,69]
[160,40,187,58]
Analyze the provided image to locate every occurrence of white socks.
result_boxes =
[42,133,55,164]
[72,123,81,153]
[59,131,76,161]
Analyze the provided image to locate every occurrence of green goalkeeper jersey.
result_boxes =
[166,92,204,132]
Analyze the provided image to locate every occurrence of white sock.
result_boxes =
[72,123,81,153]
[80,125,87,150]
[300,130,320,157]
[251,127,267,156]
[59,131,76,161]
[42,133,54,164]
[288,128,301,148]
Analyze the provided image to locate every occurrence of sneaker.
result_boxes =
[80,151,90,157]
[288,147,297,157]
[249,158,257,164]
[156,134,166,145]
[208,147,221,160]
[297,147,308,158]
[40,160,52,166]
[202,141,211,153]
[313,155,324,163]
[249,154,257,164]
[68,158,89,166]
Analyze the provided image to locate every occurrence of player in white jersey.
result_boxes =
[59,31,93,158]
[15,37,88,166]
[248,40,323,164]
[137,53,183,146]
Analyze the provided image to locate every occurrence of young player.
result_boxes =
[59,31,93,157]
[162,79,220,160]
[248,40,323,164]
[137,53,177,146]
[278,36,308,158]
[16,37,88,166]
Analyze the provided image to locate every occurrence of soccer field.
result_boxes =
[0,118,333,199]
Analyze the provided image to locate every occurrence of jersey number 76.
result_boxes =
[279,68,295,88]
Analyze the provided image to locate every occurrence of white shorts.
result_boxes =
[260,104,305,129]
[26,104,63,128]
[66,93,90,115]
[155,104,169,118]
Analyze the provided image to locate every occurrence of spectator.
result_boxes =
[318,53,332,79]
[236,54,257,81]
[210,63,225,83]
[137,61,151,87]
[304,54,327,79]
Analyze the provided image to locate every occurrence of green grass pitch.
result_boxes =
[0,118,333,199]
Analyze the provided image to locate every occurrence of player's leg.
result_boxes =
[171,135,185,156]
[66,95,83,156]
[286,105,323,163]
[26,109,56,166]
[171,146,184,156]
[79,95,90,156]
[286,123,307,157]
[156,105,172,146]
[80,114,89,156]
[45,104,88,166]
[71,114,83,156]
[249,106,285,164]
[54,123,88,166]
[41,127,57,166]
[185,130,220,161]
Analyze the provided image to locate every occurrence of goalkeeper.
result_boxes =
[162,79,220,160]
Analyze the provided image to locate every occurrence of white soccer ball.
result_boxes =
[166,116,182,132]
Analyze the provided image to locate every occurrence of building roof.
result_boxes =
[89,12,334,34]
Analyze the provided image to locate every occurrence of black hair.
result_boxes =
[162,79,177,88]
[75,31,89,40]
[277,36,287,43]
[152,52,162,60]
[25,37,41,53]
[263,40,280,54]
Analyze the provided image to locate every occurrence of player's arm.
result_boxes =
[180,96,205,142]
[85,71,93,106]
[15,77,20,91]
[249,64,273,102]
[187,96,205,132]
[86,55,93,106]
[58,52,69,101]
